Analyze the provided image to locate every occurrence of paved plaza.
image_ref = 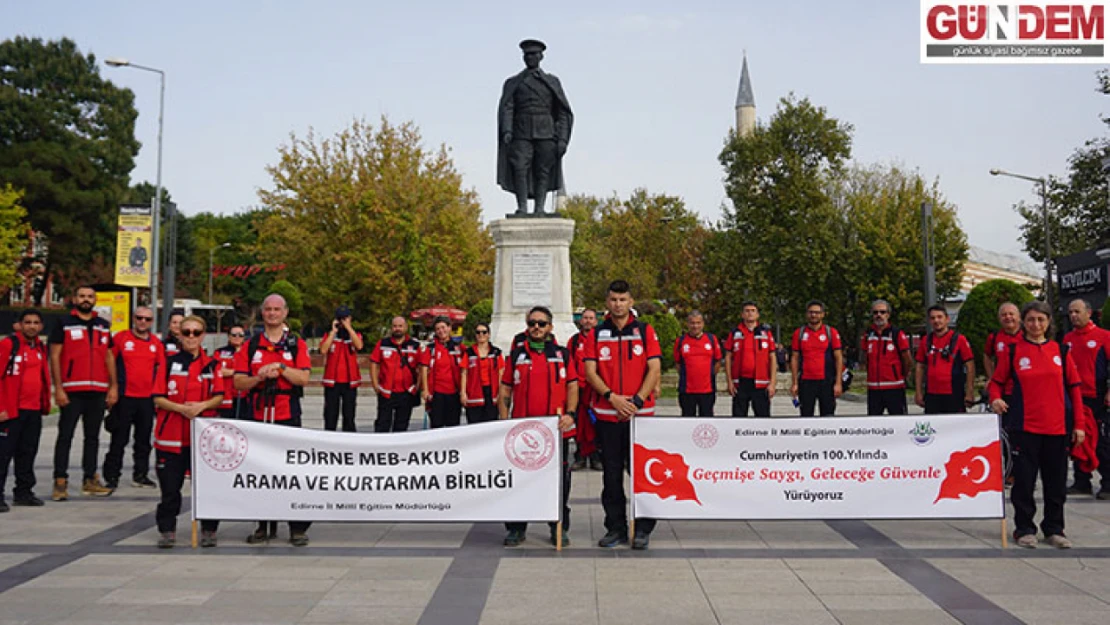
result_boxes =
[1,394,1109,625]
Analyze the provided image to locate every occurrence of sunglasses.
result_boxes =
[134,316,153,321]
[872,310,889,316]
[527,319,549,328]
[180,329,204,338]
[229,332,245,338]
[475,330,489,335]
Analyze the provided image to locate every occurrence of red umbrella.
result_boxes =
[410,307,468,323]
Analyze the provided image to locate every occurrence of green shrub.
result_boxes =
[955,279,1034,373]
[642,312,682,371]
[462,299,493,340]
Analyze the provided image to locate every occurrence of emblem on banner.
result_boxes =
[199,423,249,472]
[503,421,556,471]
[909,421,937,446]
[691,424,719,449]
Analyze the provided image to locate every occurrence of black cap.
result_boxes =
[519,39,546,53]
[335,305,351,319]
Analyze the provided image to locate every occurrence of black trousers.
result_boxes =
[53,391,106,481]
[1010,430,1069,538]
[732,379,770,417]
[1071,398,1110,490]
[0,411,42,502]
[429,393,462,428]
[466,387,499,424]
[678,393,715,416]
[375,392,416,433]
[595,419,655,536]
[323,383,358,432]
[219,396,254,421]
[155,449,218,534]
[867,389,907,416]
[254,417,311,535]
[798,379,835,416]
[103,396,155,481]
[924,393,965,415]
[507,438,571,534]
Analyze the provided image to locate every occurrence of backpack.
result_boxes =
[4,335,20,376]
[246,332,304,399]
[1007,341,1076,429]
[923,330,965,395]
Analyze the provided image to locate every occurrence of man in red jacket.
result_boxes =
[568,308,600,470]
[103,306,164,490]
[49,285,117,500]
[1063,298,1110,498]
[725,301,777,417]
[859,299,912,415]
[0,309,51,512]
[319,306,364,432]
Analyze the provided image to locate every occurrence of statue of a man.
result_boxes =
[497,39,573,216]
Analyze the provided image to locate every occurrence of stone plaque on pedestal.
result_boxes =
[488,218,576,350]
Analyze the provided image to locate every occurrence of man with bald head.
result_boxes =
[983,302,1023,430]
[1063,298,1110,498]
[369,316,421,432]
[234,294,313,545]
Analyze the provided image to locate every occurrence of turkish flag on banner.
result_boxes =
[933,440,1004,504]
[633,444,701,505]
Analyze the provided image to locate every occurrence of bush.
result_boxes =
[642,312,682,371]
[955,279,1034,373]
[462,298,493,341]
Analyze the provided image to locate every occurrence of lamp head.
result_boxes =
[989,169,1001,176]
[105,57,130,67]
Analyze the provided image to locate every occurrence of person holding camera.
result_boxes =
[915,305,975,414]
[320,306,364,432]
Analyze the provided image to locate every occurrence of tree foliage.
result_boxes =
[462,298,493,340]
[955,279,1034,372]
[642,312,682,371]
[0,36,140,298]
[0,185,29,288]
[256,117,493,328]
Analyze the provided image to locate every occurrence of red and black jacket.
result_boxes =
[1062,322,1109,400]
[502,340,577,438]
[583,315,662,421]
[113,329,165,398]
[154,351,223,453]
[50,309,112,393]
[860,325,909,390]
[463,344,504,406]
[421,339,467,395]
[214,343,247,409]
[727,323,776,389]
[1,334,51,417]
[370,336,420,397]
[322,330,363,388]
[989,338,1083,436]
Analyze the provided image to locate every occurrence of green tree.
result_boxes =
[642,312,682,371]
[0,185,29,288]
[256,117,494,329]
[955,279,1034,372]
[0,37,140,300]
[462,298,493,340]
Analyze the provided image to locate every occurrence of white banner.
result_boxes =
[191,417,561,522]
[632,416,1004,520]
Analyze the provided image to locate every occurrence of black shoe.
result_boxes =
[200,531,217,548]
[246,527,269,544]
[104,477,119,491]
[290,533,309,547]
[570,458,586,471]
[503,529,524,547]
[1096,490,1110,501]
[598,530,628,548]
[267,522,279,539]
[1068,483,1093,495]
[132,475,156,488]
[589,457,604,471]
[157,532,175,549]
[632,532,650,550]
[549,527,570,546]
[12,495,44,507]
[0,501,9,513]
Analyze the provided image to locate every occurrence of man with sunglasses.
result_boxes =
[915,305,975,414]
[102,306,164,490]
[215,325,251,420]
[859,300,912,415]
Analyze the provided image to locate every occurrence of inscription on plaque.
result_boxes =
[512,252,553,307]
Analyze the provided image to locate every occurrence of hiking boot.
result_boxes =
[82,475,113,497]
[157,532,175,549]
[200,531,218,548]
[52,478,68,502]
[266,521,278,539]
[104,477,119,491]
[503,529,524,547]
[132,475,157,488]
[598,530,628,548]
[1045,534,1072,549]
[0,501,9,513]
[570,457,587,471]
[290,533,310,547]
[549,527,569,546]
[632,532,650,550]
[1016,534,1038,549]
[246,526,270,544]
[12,495,44,507]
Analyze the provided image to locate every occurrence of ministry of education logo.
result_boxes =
[692,424,719,449]
[199,422,248,472]
[909,421,937,446]
[504,420,555,471]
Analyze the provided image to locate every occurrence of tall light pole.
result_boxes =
[990,169,1052,312]
[105,57,166,331]
[209,242,231,305]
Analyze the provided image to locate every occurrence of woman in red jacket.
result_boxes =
[460,323,503,424]
[989,301,1086,549]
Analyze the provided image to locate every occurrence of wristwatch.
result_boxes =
[603,390,612,400]
[631,395,645,409]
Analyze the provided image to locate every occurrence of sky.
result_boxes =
[5,1,1106,260]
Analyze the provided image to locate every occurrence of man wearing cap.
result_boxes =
[320,306,363,432]
[497,39,574,216]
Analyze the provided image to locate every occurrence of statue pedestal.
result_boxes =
[488,217,576,350]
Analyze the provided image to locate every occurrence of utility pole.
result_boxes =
[922,201,936,308]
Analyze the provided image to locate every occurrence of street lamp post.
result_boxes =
[106,57,166,332]
[209,242,231,305]
[990,169,1052,312]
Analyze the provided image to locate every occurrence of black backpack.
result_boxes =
[246,332,305,399]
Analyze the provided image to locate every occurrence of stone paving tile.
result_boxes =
[865,520,996,549]
[96,587,217,605]
[670,520,769,549]
[374,524,471,548]
[44,604,196,622]
[597,592,718,625]
[22,574,134,589]
[707,592,826,611]
[714,608,840,625]
[816,593,943,610]
[479,604,599,625]
[0,553,39,572]
[830,609,962,624]
[299,605,425,624]
[1003,609,1110,625]
[928,558,1094,596]
[750,521,858,549]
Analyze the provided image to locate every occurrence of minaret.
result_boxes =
[735,54,755,137]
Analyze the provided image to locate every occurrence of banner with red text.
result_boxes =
[631,416,1003,520]
[191,417,560,522]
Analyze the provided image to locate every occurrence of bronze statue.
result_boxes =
[497,39,573,216]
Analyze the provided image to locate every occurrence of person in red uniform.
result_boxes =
[152,315,223,548]
[419,317,468,429]
[674,311,722,416]
[498,306,577,546]
[233,293,313,546]
[584,280,662,550]
[162,310,184,358]
[49,285,117,500]
[0,309,51,512]
[990,301,1087,549]
[103,306,164,490]
[859,299,912,416]
[725,301,777,417]
[319,306,364,432]
[790,300,843,417]
[982,302,1023,422]
[915,305,975,414]
[369,316,421,432]
[568,308,601,470]
[214,324,251,420]
[461,323,503,424]
[1063,298,1110,498]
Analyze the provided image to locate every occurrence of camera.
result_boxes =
[334,306,352,340]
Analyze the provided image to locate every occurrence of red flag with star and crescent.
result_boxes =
[933,440,1004,503]
[633,444,701,505]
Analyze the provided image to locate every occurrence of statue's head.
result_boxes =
[520,39,545,69]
